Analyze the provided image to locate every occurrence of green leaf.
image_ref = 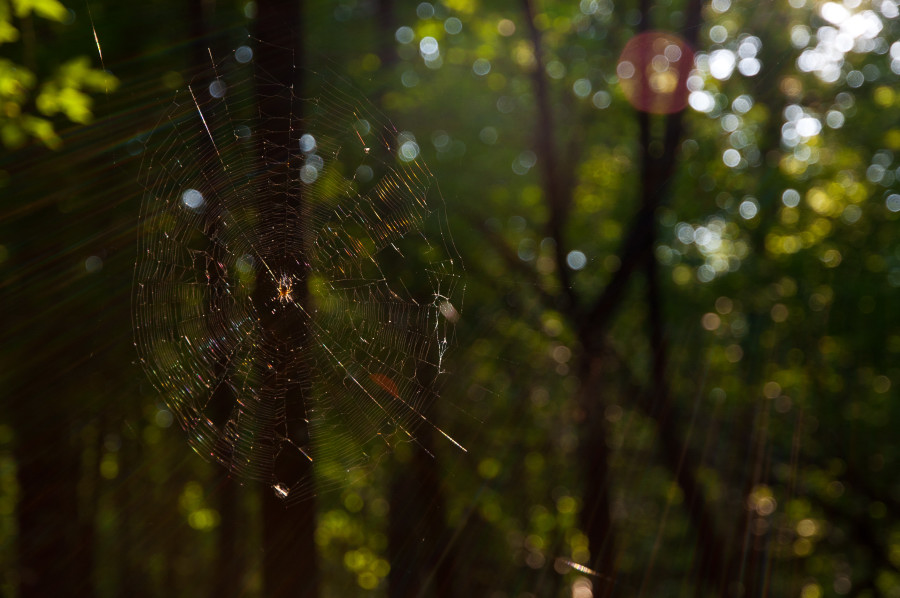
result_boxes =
[11,0,68,22]
[0,21,19,45]
[22,114,60,148]
[1,122,25,147]
[37,84,92,123]
[56,56,118,92]
[0,59,35,102]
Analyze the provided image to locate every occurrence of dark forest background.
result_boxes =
[3,0,900,596]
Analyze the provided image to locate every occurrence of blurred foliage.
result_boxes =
[0,0,116,148]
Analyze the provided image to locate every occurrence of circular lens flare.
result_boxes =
[618,31,694,114]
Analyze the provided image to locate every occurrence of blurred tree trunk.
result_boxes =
[388,432,454,598]
[207,475,243,598]
[184,0,247,595]
[575,358,617,595]
[254,2,319,597]
[13,407,89,598]
[375,0,397,68]
[9,239,93,598]
[119,424,149,598]
[517,0,729,593]
[374,0,455,594]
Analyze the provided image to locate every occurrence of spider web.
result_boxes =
[133,38,464,503]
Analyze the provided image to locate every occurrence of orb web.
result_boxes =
[133,38,464,503]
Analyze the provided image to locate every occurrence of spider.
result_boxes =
[276,274,293,304]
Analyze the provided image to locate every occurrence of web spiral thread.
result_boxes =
[133,38,464,502]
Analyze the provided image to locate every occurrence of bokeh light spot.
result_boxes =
[782,189,801,207]
[209,79,227,98]
[299,133,316,152]
[85,255,103,273]
[300,164,319,184]
[473,58,491,76]
[398,134,420,162]
[395,26,414,44]
[573,78,592,98]
[592,91,611,109]
[444,17,462,34]
[886,193,900,212]
[739,197,759,219]
[419,36,439,58]
[566,250,587,270]
[234,45,253,64]
[497,18,516,36]
[416,2,434,19]
[723,148,741,167]
[182,188,204,210]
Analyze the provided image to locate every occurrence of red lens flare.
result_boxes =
[617,31,694,114]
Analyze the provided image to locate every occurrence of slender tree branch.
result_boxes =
[519,0,723,593]
[464,212,562,312]
[576,355,617,596]
[603,334,731,594]
[520,0,578,312]
[581,0,703,349]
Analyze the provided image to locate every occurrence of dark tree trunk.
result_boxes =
[375,0,397,67]
[388,430,454,598]
[205,231,245,598]
[576,357,617,596]
[119,423,152,598]
[517,0,728,591]
[207,476,243,598]
[184,1,248,595]
[8,232,93,598]
[375,0,455,593]
[13,397,90,598]
[253,2,319,597]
